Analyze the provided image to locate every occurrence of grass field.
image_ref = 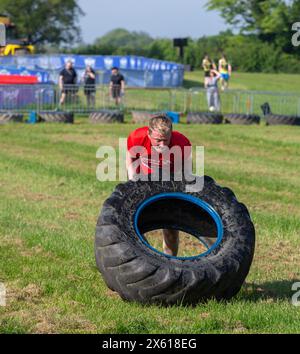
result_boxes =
[184,71,300,92]
[0,118,299,334]
[182,71,300,116]
[55,71,300,116]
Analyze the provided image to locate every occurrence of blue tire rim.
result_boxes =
[133,192,224,260]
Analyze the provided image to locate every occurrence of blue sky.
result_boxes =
[78,0,228,43]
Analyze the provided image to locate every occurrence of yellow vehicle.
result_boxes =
[0,15,34,56]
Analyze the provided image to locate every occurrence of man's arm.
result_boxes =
[89,71,95,79]
[211,69,221,79]
[121,79,125,93]
[126,151,137,180]
[73,71,77,84]
[59,75,64,90]
[218,60,222,72]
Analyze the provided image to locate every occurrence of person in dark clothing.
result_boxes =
[59,60,77,106]
[83,65,96,108]
[109,67,125,106]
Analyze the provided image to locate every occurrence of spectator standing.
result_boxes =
[59,60,77,107]
[83,65,96,108]
[218,54,232,91]
[109,67,125,106]
[206,69,221,112]
[202,54,216,88]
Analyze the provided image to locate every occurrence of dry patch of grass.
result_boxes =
[6,283,43,305]
[144,230,208,257]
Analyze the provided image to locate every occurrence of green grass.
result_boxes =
[184,71,300,92]
[0,119,300,334]
[15,71,300,116]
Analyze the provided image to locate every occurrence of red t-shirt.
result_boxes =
[127,126,191,175]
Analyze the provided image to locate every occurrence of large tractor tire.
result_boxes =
[89,110,124,123]
[38,111,74,123]
[95,176,255,306]
[265,114,300,126]
[131,111,155,124]
[224,114,260,125]
[0,112,23,124]
[187,112,223,124]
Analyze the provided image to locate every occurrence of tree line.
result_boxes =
[70,28,300,73]
[2,0,300,73]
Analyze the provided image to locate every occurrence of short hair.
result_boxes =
[111,66,119,71]
[149,113,172,136]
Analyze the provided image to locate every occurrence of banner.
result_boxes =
[0,55,184,87]
[0,66,50,83]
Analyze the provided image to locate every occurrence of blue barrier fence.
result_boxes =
[0,55,185,88]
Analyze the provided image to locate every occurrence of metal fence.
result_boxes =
[187,88,300,116]
[0,84,300,116]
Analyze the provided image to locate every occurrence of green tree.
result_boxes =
[206,0,300,53]
[0,0,84,45]
[94,28,153,51]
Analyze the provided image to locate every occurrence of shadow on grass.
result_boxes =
[241,279,299,302]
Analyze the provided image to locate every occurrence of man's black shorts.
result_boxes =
[112,85,121,98]
[62,87,77,95]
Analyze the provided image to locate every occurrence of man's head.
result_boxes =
[111,67,119,76]
[148,114,172,151]
[66,60,73,70]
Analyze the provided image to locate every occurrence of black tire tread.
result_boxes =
[95,176,255,305]
[38,111,74,123]
[224,114,260,125]
[187,112,223,124]
[0,112,23,124]
[131,111,155,124]
[265,114,300,126]
[89,110,124,123]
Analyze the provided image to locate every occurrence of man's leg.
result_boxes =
[163,229,179,256]
[220,77,225,91]
[59,92,66,106]
[207,89,212,109]
[115,89,121,106]
[225,77,229,90]
[214,90,221,111]
[91,92,95,108]
[87,93,92,108]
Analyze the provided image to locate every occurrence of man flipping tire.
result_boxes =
[126,113,192,256]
